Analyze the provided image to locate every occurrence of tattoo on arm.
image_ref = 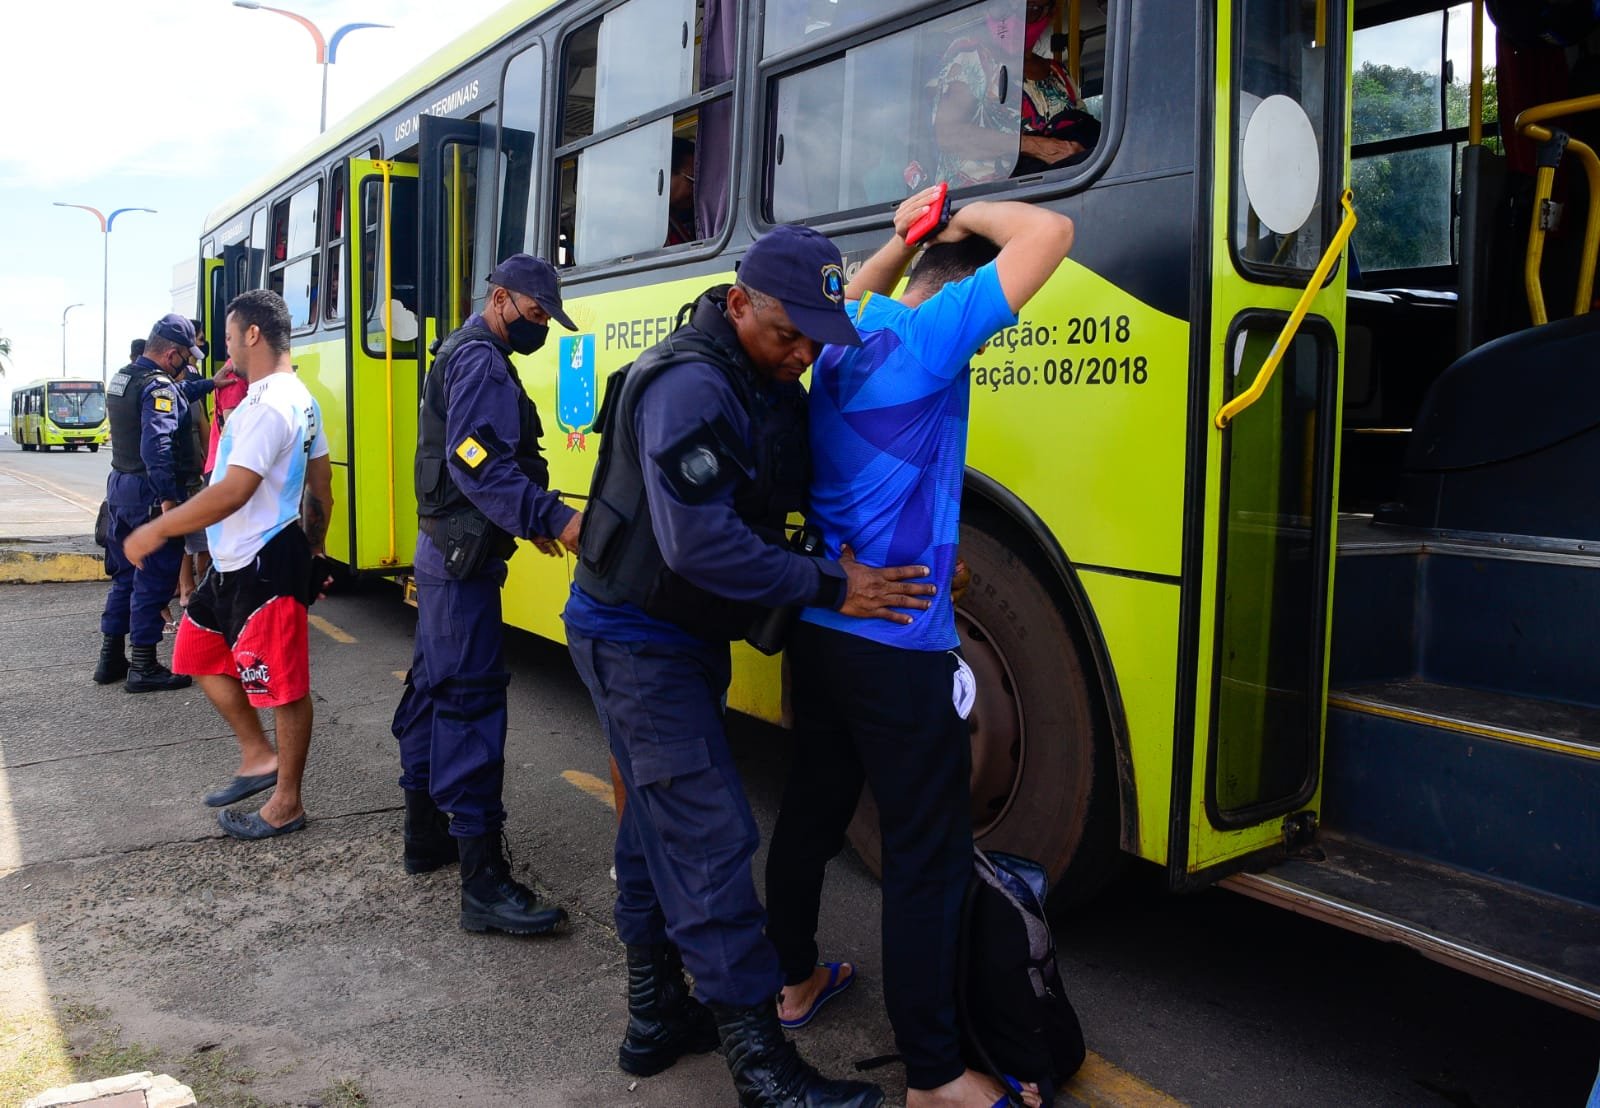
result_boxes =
[303,494,331,548]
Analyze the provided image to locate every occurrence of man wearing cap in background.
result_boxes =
[391,253,582,937]
[563,224,936,1108]
[94,313,217,693]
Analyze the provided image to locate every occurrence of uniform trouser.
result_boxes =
[390,564,510,838]
[764,621,973,1091]
[99,499,184,647]
[567,628,782,1009]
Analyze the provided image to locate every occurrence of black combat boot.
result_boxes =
[92,633,129,685]
[124,642,192,693]
[458,832,567,935]
[711,1002,884,1108]
[618,943,720,1076]
[403,789,458,874]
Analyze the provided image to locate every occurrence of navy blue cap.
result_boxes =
[487,254,577,331]
[737,226,860,347]
[149,313,203,359]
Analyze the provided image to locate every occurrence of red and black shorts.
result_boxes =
[173,525,313,708]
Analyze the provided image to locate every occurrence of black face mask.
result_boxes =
[505,316,549,355]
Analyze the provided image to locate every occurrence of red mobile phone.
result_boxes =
[904,182,950,246]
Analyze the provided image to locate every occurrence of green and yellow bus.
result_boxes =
[194,0,1600,1014]
[9,379,109,452]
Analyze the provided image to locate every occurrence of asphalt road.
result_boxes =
[1,574,1596,1107]
[0,432,107,538]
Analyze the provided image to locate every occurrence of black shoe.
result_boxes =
[458,832,566,935]
[403,789,458,874]
[93,634,128,685]
[711,1002,884,1108]
[125,643,191,694]
[619,943,720,1077]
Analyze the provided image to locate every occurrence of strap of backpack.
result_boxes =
[958,851,1027,1108]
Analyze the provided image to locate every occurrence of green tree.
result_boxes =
[0,334,11,378]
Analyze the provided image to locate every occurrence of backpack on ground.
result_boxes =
[957,846,1086,1107]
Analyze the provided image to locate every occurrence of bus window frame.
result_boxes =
[497,37,550,259]
[750,0,1128,239]
[549,0,740,280]
[267,172,327,337]
[325,161,350,328]
[1204,309,1339,831]
[1225,0,1349,290]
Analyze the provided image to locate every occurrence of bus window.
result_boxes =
[499,42,544,259]
[249,208,268,289]
[763,0,924,58]
[361,174,421,356]
[269,180,323,330]
[768,3,1026,223]
[326,164,348,323]
[1349,4,1494,275]
[555,0,733,267]
[1231,0,1340,275]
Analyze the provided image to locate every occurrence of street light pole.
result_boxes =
[231,1,391,133]
[61,303,83,377]
[51,204,157,379]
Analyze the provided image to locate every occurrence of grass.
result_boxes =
[320,1078,370,1107]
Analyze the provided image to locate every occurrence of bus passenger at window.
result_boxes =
[666,138,697,246]
[934,0,1098,186]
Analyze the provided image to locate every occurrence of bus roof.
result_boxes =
[18,379,104,390]
[203,0,551,234]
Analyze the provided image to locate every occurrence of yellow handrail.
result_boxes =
[1515,94,1600,324]
[1215,190,1358,430]
[1468,0,1483,147]
[381,160,397,566]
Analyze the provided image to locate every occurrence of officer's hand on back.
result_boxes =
[837,544,937,625]
[557,511,582,555]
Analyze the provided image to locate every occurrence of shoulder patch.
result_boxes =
[454,436,488,469]
[152,395,175,413]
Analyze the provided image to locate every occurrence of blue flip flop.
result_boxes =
[990,1074,1026,1108]
[203,771,278,808]
[778,961,854,1029]
[218,808,306,840]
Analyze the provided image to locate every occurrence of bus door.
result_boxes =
[346,157,421,571]
[1173,0,1351,885]
[417,114,497,381]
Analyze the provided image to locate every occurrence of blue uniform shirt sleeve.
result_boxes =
[179,377,216,402]
[444,341,577,540]
[140,378,182,503]
[636,362,844,609]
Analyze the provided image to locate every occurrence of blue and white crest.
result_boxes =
[557,334,596,438]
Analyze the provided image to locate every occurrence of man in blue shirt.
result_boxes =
[765,198,1074,1108]
[565,225,936,1108]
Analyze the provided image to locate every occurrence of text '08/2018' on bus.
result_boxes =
[190,0,1600,1018]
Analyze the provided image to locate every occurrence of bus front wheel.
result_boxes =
[88,444,99,453]
[846,517,1123,904]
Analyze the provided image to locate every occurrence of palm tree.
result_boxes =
[0,333,10,377]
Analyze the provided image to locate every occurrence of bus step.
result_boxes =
[1222,833,1600,1017]
[1325,681,1600,908]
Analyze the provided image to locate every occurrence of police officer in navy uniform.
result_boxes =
[391,254,582,936]
[95,314,216,692]
[564,226,937,1107]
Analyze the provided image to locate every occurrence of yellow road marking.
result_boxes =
[1064,1051,1186,1107]
[562,770,617,811]
[393,670,408,681]
[308,614,356,643]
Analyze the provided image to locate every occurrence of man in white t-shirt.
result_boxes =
[124,290,335,841]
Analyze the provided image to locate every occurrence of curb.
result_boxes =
[0,548,105,584]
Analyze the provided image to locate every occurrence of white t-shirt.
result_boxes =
[206,372,329,571]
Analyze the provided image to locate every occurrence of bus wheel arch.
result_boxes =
[845,470,1131,905]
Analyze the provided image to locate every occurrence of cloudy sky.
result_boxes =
[0,0,508,395]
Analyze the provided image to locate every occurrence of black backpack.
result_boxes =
[957,847,1086,1107]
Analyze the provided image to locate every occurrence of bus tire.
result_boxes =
[846,518,1123,905]
[88,444,99,453]
[66,444,78,452]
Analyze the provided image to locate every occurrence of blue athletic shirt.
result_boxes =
[801,260,1017,651]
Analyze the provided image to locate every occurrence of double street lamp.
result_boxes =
[61,303,83,377]
[231,2,392,133]
[51,204,157,379]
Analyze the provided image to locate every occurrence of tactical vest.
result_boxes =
[573,289,811,641]
[106,361,174,475]
[415,319,551,521]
